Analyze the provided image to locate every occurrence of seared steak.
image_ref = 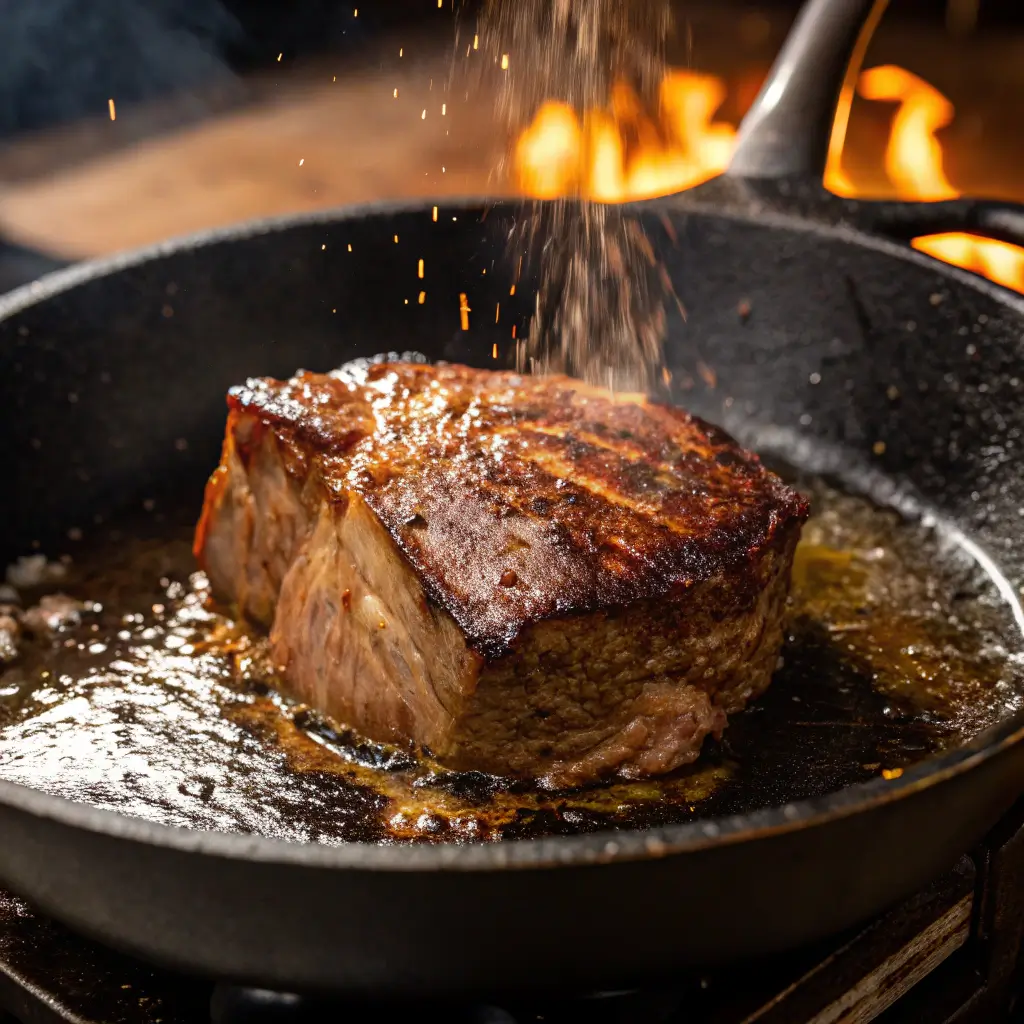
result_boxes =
[195,359,808,785]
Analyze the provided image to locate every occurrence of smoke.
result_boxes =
[0,0,242,138]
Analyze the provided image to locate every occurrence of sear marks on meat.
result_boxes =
[195,360,809,786]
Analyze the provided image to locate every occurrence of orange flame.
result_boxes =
[514,72,735,202]
[860,65,1024,292]
[514,65,1024,292]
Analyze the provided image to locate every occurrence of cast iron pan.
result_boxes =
[1,0,1024,998]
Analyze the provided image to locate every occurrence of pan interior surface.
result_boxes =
[1,201,1023,850]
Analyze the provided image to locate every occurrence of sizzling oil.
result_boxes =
[0,477,1021,844]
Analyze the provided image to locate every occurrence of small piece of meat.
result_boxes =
[5,555,66,590]
[21,594,84,636]
[0,607,19,664]
[195,360,809,785]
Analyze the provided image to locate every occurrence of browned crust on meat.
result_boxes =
[447,525,800,784]
[198,360,809,660]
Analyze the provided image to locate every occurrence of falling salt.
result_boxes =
[473,0,674,389]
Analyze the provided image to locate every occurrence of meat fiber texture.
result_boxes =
[195,357,809,787]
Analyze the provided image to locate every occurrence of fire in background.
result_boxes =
[513,64,1024,293]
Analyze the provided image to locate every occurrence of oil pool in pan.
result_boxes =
[0,473,1022,844]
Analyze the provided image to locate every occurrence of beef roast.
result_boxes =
[195,359,808,785]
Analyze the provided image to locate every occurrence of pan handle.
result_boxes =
[727,0,888,181]
[849,197,1024,250]
[721,0,1024,265]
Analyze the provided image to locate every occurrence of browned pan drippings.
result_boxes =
[0,473,1021,844]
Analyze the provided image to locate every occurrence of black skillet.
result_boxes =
[2,0,1024,998]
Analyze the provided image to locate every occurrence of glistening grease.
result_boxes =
[0,475,1021,844]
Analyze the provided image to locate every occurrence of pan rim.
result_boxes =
[4,190,1024,319]
[1,191,1022,871]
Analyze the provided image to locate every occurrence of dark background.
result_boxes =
[1,0,1023,141]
